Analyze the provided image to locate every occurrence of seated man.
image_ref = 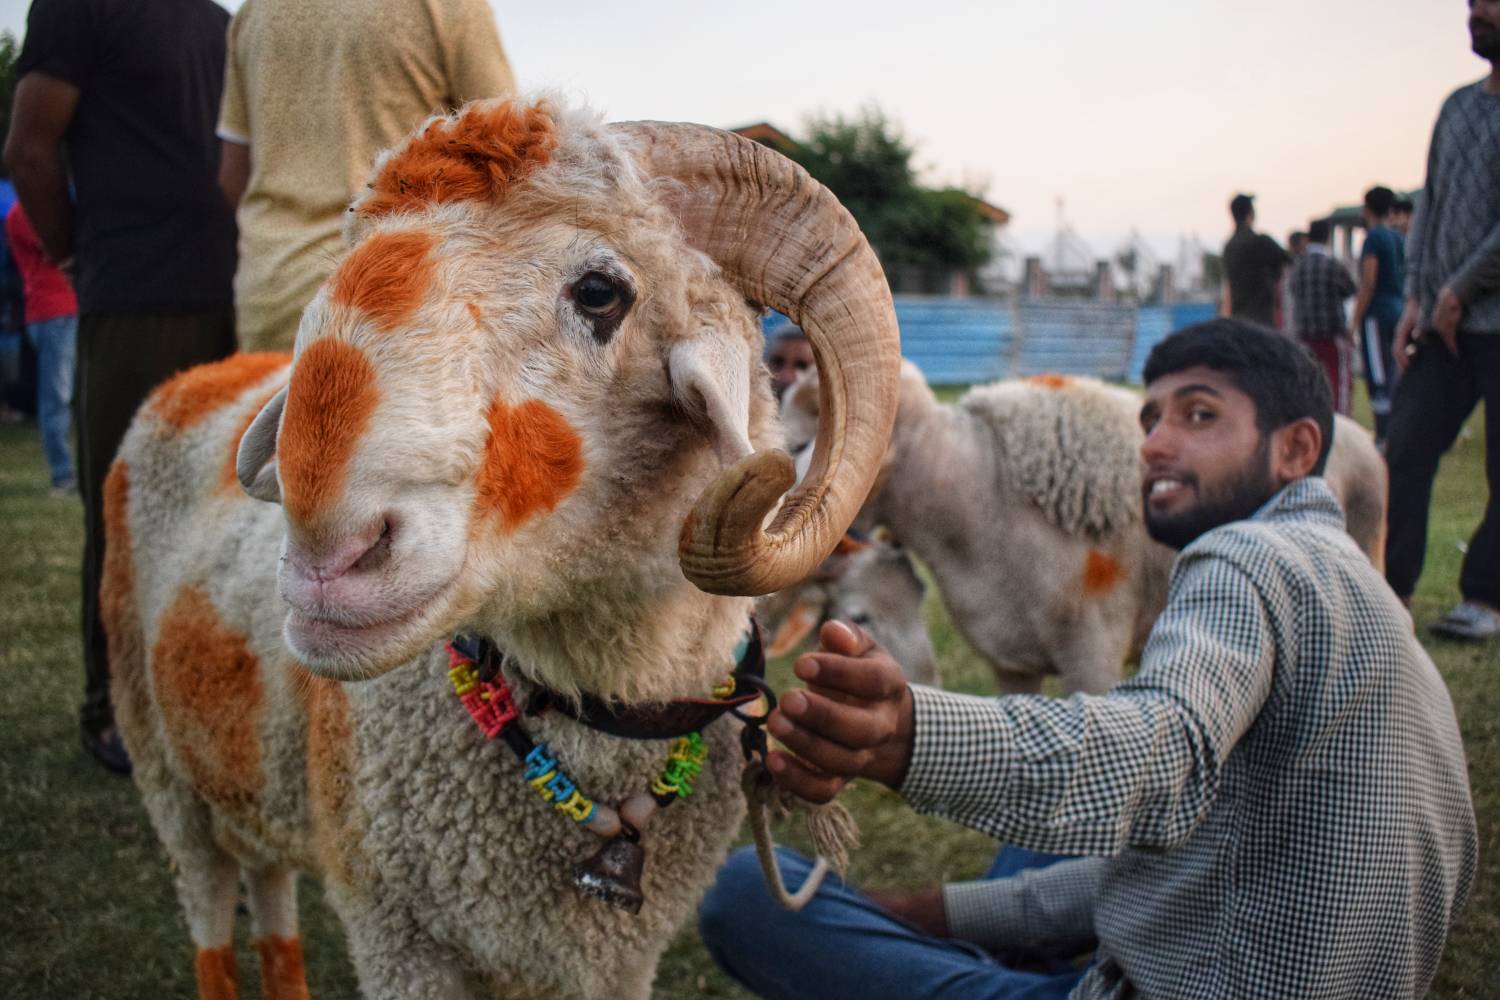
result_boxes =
[700,319,1477,999]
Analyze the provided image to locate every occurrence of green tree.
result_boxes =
[784,107,992,276]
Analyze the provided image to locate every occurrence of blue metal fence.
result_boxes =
[765,297,1218,387]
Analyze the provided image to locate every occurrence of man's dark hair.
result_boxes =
[1308,219,1332,244]
[1143,318,1334,475]
[1393,197,1415,215]
[1363,186,1395,218]
[1229,193,1255,225]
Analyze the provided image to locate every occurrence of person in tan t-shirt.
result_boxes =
[217,0,517,351]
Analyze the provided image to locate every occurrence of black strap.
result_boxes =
[453,621,766,742]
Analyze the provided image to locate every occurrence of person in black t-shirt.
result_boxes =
[1220,193,1291,329]
[4,0,239,775]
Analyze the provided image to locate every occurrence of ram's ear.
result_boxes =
[669,333,755,467]
[236,386,286,503]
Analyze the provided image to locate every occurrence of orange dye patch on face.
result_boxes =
[152,585,265,814]
[279,339,379,523]
[195,944,239,1000]
[329,229,437,333]
[1027,374,1072,390]
[150,352,292,431]
[358,100,558,220]
[474,396,585,531]
[220,388,282,494]
[1082,548,1125,596]
[256,934,309,1000]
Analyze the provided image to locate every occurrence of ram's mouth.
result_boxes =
[286,575,462,680]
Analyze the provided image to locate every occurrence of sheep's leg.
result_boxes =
[132,778,243,998]
[245,865,311,1000]
[1054,612,1129,695]
[993,669,1045,694]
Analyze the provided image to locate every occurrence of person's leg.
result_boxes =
[1302,337,1349,414]
[1363,313,1397,443]
[25,314,77,488]
[1384,339,1479,601]
[77,309,236,756]
[699,847,1082,1000]
[1456,335,1500,612]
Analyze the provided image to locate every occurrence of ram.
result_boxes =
[102,98,898,1000]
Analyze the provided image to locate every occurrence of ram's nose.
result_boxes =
[280,517,392,613]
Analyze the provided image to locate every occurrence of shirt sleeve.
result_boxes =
[1404,107,1445,301]
[1262,235,1291,269]
[215,7,250,144]
[943,856,1104,956]
[899,542,1276,856]
[15,0,95,89]
[441,0,518,105]
[1337,259,1358,299]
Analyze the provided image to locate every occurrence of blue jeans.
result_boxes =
[25,314,76,486]
[699,846,1086,999]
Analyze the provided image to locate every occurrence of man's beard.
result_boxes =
[1145,442,1277,550]
[1472,18,1500,61]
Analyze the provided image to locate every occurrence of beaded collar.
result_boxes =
[444,622,769,913]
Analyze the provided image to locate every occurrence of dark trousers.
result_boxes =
[1384,332,1500,607]
[77,309,235,732]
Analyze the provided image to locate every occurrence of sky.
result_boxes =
[0,0,1484,262]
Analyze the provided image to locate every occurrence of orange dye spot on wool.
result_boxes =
[296,669,360,885]
[150,352,292,430]
[195,944,239,1000]
[329,229,437,332]
[279,339,379,523]
[358,100,558,220]
[467,301,483,326]
[474,396,584,531]
[1082,548,1125,596]
[153,585,265,814]
[256,934,310,1000]
[1027,374,1072,390]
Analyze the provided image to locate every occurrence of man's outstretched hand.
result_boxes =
[765,619,915,804]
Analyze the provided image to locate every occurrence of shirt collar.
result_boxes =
[1307,243,1329,257]
[1249,476,1343,529]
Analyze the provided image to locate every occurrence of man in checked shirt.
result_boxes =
[699,320,1477,999]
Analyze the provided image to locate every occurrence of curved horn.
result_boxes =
[611,122,901,596]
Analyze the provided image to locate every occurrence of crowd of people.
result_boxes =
[0,0,1493,996]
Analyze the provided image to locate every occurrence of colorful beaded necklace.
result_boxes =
[444,625,768,913]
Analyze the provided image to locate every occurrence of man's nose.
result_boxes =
[1140,423,1175,463]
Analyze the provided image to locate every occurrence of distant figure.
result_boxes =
[1348,186,1407,443]
[1287,220,1357,414]
[1386,0,1500,642]
[1221,193,1291,328]
[1391,197,1416,239]
[4,0,239,774]
[1282,230,1311,334]
[766,322,815,401]
[217,0,517,351]
[4,200,76,495]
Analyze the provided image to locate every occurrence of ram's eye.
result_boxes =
[569,271,634,342]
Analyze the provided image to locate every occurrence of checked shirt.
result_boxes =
[1289,245,1358,338]
[902,478,1476,999]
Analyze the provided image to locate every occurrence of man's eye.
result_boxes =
[794,360,811,372]
[1188,408,1216,423]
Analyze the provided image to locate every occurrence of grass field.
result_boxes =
[0,396,1493,999]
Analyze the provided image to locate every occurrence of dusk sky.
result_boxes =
[1,0,1485,262]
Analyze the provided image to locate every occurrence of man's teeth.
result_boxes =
[1151,479,1182,495]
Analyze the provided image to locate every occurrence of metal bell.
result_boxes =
[573,832,646,914]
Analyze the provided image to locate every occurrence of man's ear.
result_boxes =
[1270,417,1323,485]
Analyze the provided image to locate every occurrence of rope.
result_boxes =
[741,762,859,911]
